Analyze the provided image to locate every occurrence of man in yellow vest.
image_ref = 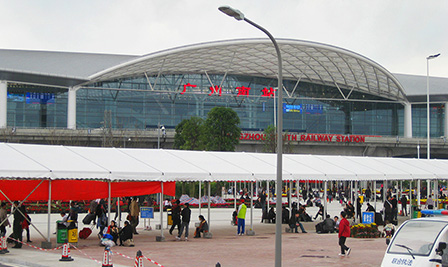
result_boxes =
[237,199,247,235]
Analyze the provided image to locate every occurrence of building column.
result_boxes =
[404,102,412,138]
[445,102,448,137]
[67,87,77,129]
[0,81,7,129]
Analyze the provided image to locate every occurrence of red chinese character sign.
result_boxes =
[261,87,276,97]
[236,86,251,97]
[208,85,222,96]
[181,83,197,95]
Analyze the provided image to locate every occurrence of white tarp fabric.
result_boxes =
[1,142,448,182]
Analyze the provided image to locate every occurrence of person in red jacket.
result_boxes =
[338,211,351,256]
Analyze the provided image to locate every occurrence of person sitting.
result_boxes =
[298,205,312,222]
[267,207,276,223]
[366,203,375,212]
[194,215,209,238]
[345,201,355,219]
[334,216,340,233]
[58,212,69,228]
[232,208,238,226]
[289,212,307,233]
[383,220,395,238]
[282,206,290,224]
[314,203,324,220]
[106,220,120,245]
[322,214,336,233]
[119,221,134,247]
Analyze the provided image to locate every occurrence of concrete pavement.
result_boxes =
[0,200,409,266]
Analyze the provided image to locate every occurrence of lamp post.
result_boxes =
[426,53,440,160]
[218,6,283,266]
[426,53,440,203]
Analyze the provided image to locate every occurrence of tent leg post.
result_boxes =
[156,182,165,242]
[42,180,52,249]
[247,181,255,236]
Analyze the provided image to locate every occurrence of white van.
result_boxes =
[381,215,448,267]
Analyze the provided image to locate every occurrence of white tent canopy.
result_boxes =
[1,142,448,181]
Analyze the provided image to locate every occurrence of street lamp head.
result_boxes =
[218,6,245,21]
[427,53,441,60]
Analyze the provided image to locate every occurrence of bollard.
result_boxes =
[134,250,144,267]
[0,236,5,254]
[216,262,221,267]
[3,236,9,254]
[59,239,74,261]
[102,246,113,267]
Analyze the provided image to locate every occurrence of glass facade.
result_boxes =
[6,83,67,128]
[5,74,445,138]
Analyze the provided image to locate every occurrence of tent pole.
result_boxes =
[267,181,270,212]
[199,181,202,216]
[409,180,413,219]
[108,181,111,226]
[435,179,438,209]
[160,182,164,238]
[47,180,51,243]
[208,181,211,231]
[289,181,292,210]
[418,179,421,209]
[354,181,358,223]
[374,181,377,211]
[324,181,327,219]
[117,197,121,227]
[350,181,353,204]
[234,181,237,210]
[250,181,254,232]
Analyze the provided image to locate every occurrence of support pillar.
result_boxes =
[67,87,77,129]
[0,81,7,129]
[404,102,412,138]
[445,102,448,137]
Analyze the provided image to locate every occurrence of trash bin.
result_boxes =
[56,221,68,244]
[167,208,173,226]
[67,221,78,243]
[57,220,78,243]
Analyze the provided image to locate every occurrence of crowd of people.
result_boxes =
[0,182,443,254]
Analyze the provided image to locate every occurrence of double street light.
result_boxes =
[219,6,284,267]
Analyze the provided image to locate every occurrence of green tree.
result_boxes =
[203,107,241,151]
[173,117,205,150]
[262,124,293,153]
[262,124,277,153]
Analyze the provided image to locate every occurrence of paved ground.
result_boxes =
[0,200,409,267]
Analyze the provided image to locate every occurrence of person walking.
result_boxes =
[0,202,10,237]
[237,199,247,235]
[169,200,181,235]
[338,211,351,257]
[12,201,26,248]
[129,197,140,235]
[177,203,191,241]
[400,194,408,216]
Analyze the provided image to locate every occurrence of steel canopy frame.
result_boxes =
[88,39,408,103]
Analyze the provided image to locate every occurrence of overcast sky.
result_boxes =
[1,0,447,78]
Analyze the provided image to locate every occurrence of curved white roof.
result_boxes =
[90,39,408,102]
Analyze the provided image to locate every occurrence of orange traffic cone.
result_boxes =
[59,239,74,261]
[0,235,8,254]
[134,250,144,267]
[102,246,113,267]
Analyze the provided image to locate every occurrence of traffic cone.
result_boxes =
[134,250,144,267]
[0,236,5,254]
[59,239,74,261]
[102,246,113,267]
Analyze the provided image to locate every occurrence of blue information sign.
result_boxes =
[140,207,154,219]
[362,212,375,224]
